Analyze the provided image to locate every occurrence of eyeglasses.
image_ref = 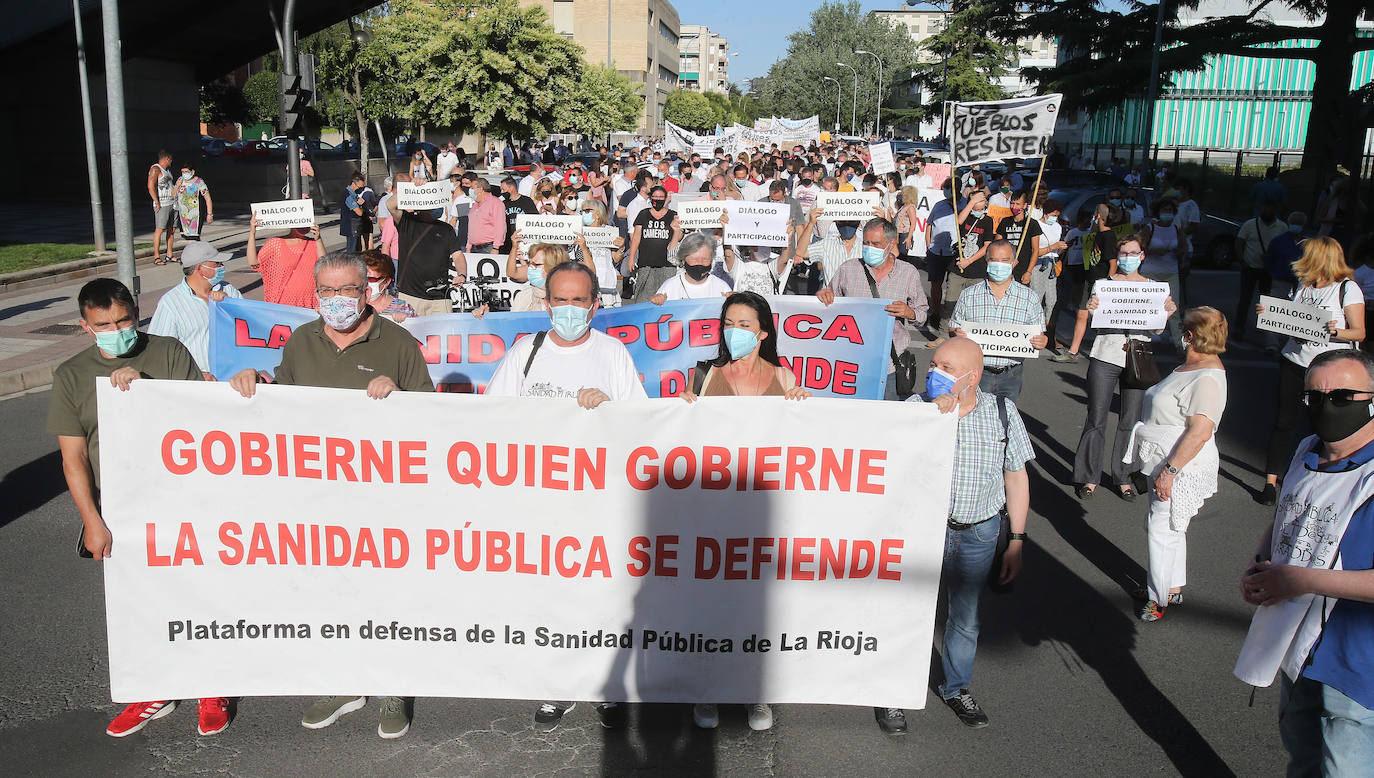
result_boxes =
[366,276,387,283]
[1301,389,1374,407]
[1119,251,1144,260]
[316,285,365,298]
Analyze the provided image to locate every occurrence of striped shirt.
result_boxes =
[826,258,929,356]
[148,281,242,372]
[907,391,1035,524]
[950,280,1044,369]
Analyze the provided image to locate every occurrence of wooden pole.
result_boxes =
[1015,161,1048,265]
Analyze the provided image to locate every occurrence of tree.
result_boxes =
[663,90,716,131]
[748,1,921,128]
[560,64,643,136]
[908,1,1016,124]
[242,69,280,125]
[199,79,247,125]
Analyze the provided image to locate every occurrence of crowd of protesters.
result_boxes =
[47,135,1372,772]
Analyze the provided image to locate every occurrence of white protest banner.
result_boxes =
[516,214,581,245]
[249,200,314,230]
[949,94,1063,167]
[904,189,943,258]
[1256,295,1332,343]
[396,181,453,210]
[1090,281,1170,330]
[98,382,955,708]
[725,202,789,248]
[869,142,896,176]
[445,254,528,313]
[817,192,881,221]
[582,226,620,249]
[693,139,719,158]
[680,200,726,229]
[964,322,1042,359]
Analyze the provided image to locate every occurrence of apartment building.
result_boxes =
[679,24,730,95]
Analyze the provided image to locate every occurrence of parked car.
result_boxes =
[200,136,228,157]
[222,140,277,159]
[394,140,441,161]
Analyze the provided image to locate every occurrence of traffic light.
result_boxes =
[278,72,310,138]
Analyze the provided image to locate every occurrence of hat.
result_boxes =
[180,241,232,269]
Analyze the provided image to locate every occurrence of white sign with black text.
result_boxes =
[395,181,454,210]
[249,200,315,230]
[869,143,896,176]
[680,201,726,230]
[724,202,789,248]
[1256,295,1332,343]
[817,192,881,221]
[1090,281,1171,330]
[948,94,1064,167]
[965,322,1042,359]
[516,214,581,245]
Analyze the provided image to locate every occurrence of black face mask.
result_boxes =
[1307,395,1374,443]
[800,178,813,187]
[684,264,711,281]
[836,224,858,240]
[650,199,667,209]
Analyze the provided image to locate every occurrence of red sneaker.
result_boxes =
[106,700,176,737]
[197,697,231,736]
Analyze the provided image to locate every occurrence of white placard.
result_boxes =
[1256,295,1332,343]
[250,200,315,230]
[670,192,707,214]
[582,226,620,249]
[1090,281,1170,330]
[516,214,581,245]
[97,381,956,708]
[905,189,942,258]
[817,192,881,221]
[948,94,1064,167]
[680,201,726,230]
[724,202,789,248]
[396,181,453,210]
[964,322,1042,359]
[869,142,896,176]
[693,139,719,158]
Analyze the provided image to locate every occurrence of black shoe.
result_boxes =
[1118,485,1138,502]
[873,706,907,734]
[594,702,626,729]
[534,701,574,730]
[943,691,989,728]
[1075,484,1095,499]
[1259,483,1277,506]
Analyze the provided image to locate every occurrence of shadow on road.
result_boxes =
[0,450,64,529]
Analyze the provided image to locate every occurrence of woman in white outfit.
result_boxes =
[1126,306,1228,622]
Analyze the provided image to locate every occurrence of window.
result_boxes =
[551,0,573,36]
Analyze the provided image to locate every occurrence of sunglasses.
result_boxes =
[1301,389,1374,408]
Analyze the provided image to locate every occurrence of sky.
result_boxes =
[675,1,906,84]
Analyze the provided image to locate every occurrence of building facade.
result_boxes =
[521,0,681,135]
[871,4,1057,139]
[678,24,730,94]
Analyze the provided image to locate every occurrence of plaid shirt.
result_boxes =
[826,258,929,355]
[950,280,1044,369]
[908,391,1035,524]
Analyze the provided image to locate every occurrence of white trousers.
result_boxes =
[1146,493,1188,604]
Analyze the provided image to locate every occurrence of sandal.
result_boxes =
[1138,601,1166,622]
[153,256,168,266]
[1131,587,1183,606]
[1075,484,1095,499]
[1118,484,1138,502]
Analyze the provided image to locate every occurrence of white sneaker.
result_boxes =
[747,703,773,731]
[692,703,719,729]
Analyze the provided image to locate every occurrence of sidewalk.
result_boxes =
[0,206,344,397]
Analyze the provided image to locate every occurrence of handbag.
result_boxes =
[861,264,918,398]
[1123,339,1162,390]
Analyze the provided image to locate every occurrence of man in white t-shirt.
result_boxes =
[903,157,933,190]
[651,232,732,303]
[517,165,545,198]
[612,162,638,203]
[436,145,459,181]
[1233,202,1289,340]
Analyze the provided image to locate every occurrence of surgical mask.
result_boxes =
[318,295,363,330]
[367,280,387,299]
[94,325,138,357]
[1011,206,1026,216]
[986,262,1014,282]
[549,303,591,340]
[181,172,193,181]
[570,176,582,185]
[924,366,967,399]
[581,212,596,226]
[1159,213,1176,225]
[684,264,711,281]
[862,245,887,267]
[1109,198,1122,207]
[203,265,226,285]
[1124,198,1136,207]
[1307,393,1374,443]
[836,224,858,240]
[724,327,760,360]
[527,266,546,289]
[1117,255,1142,274]
[1289,224,1303,234]
[971,209,986,219]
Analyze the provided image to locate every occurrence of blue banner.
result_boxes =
[209,297,894,399]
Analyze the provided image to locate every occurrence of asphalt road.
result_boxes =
[0,270,1293,776]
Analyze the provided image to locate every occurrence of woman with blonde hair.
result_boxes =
[895,185,921,261]
[1127,307,1228,621]
[1257,236,1367,504]
[486,241,571,316]
[572,198,625,308]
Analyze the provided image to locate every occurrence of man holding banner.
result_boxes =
[229,252,433,739]
[950,240,1048,402]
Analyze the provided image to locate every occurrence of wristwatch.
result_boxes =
[1164,463,1180,475]
[1008,532,1027,541]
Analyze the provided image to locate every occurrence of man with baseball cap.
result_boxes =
[148,240,242,378]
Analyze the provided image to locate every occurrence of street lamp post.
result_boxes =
[823,76,842,134]
[854,49,884,140]
[836,62,858,137]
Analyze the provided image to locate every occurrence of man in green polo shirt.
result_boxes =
[229,250,431,739]
[45,278,235,739]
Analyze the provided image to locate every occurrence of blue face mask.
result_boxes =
[581,212,596,226]
[986,262,1013,282]
[1123,198,1136,207]
[205,265,226,286]
[862,245,887,267]
[527,266,545,288]
[94,325,138,357]
[836,224,858,240]
[1289,223,1303,234]
[1117,255,1142,274]
[1159,213,1176,225]
[924,366,965,399]
[549,303,591,341]
[1108,198,1122,207]
[724,327,760,360]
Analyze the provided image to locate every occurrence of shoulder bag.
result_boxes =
[1122,339,1162,390]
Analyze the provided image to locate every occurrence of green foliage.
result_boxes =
[749,1,921,132]
[242,69,280,124]
[908,2,1015,123]
[663,90,717,131]
[560,64,643,135]
[199,79,246,125]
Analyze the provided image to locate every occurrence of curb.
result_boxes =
[0,357,65,401]
[0,248,162,295]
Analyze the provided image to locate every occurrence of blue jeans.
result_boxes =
[979,362,1024,403]
[1281,674,1374,777]
[940,517,1000,699]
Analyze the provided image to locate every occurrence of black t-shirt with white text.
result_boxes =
[633,208,676,268]
[954,214,995,278]
[501,194,536,253]
[995,214,1043,279]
